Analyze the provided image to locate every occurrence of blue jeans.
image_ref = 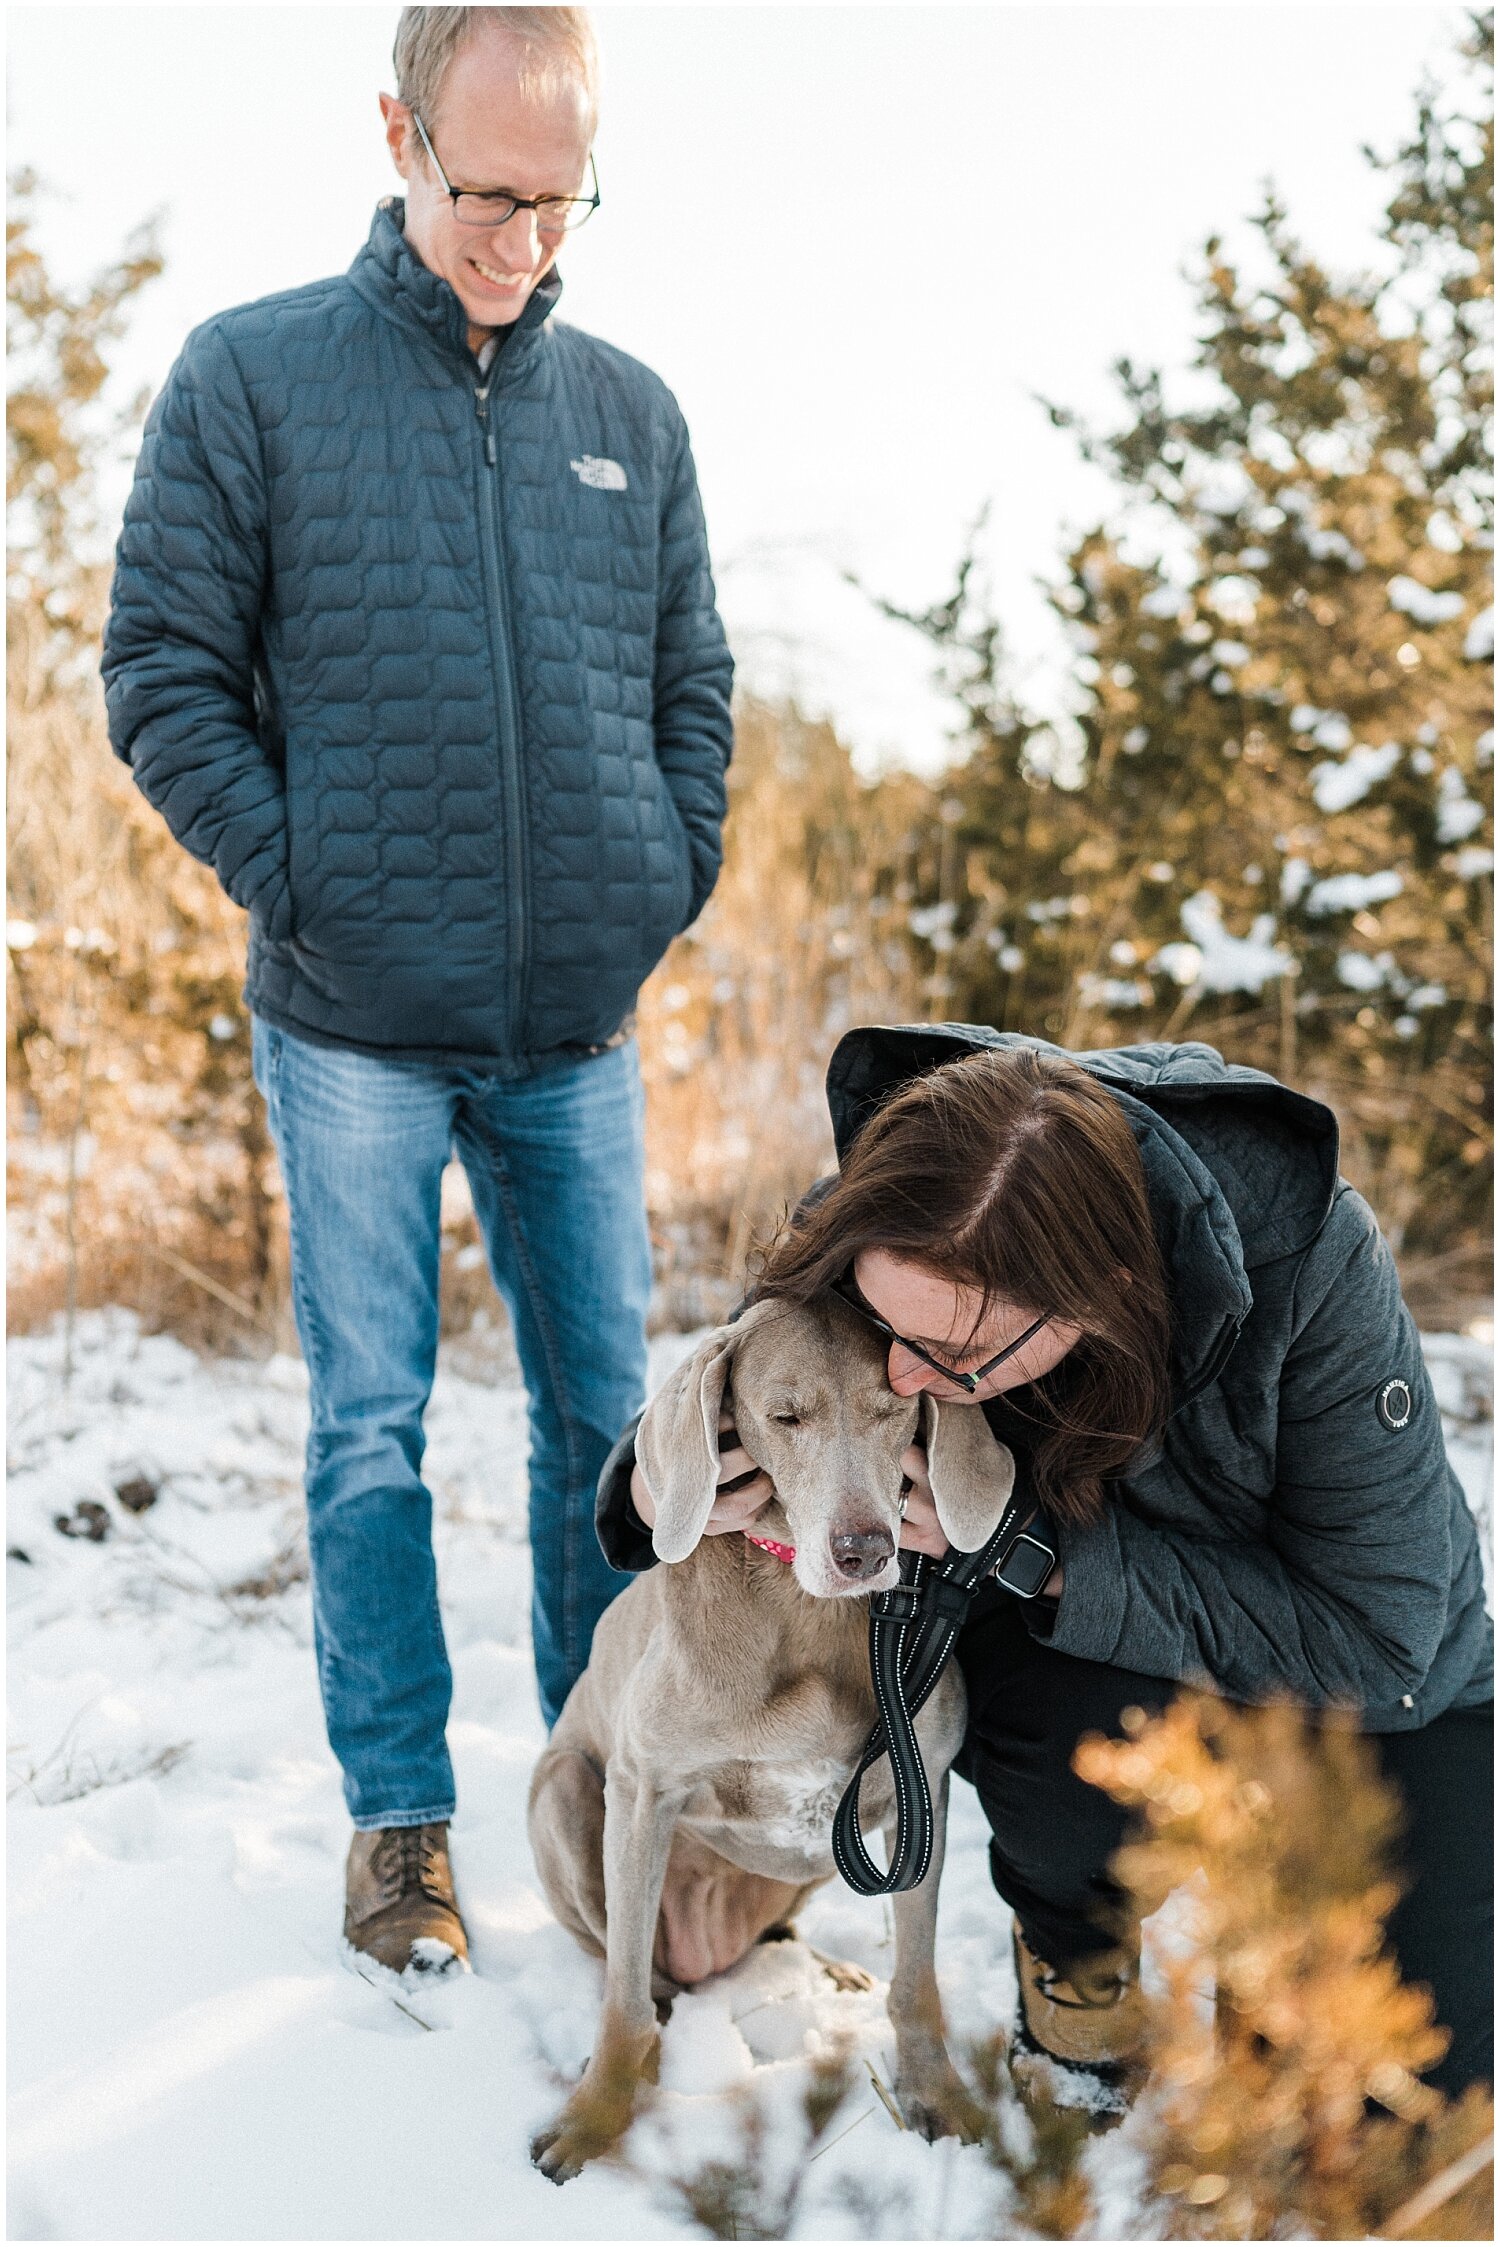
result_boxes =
[251,1019,650,1826]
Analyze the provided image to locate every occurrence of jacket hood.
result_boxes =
[348,198,562,365]
[825,1023,1343,1418]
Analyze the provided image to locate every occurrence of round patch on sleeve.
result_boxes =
[1376,1378,1413,1431]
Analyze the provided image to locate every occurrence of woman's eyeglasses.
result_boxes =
[828,1273,1050,1395]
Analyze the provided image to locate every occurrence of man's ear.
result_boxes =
[378,91,417,179]
[920,1393,1016,1551]
[636,1301,779,1563]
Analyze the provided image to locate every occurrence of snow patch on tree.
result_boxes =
[1152,891,1294,994]
[1461,605,1493,661]
[1436,768,1486,842]
[1337,949,1397,992]
[1305,869,1405,915]
[1289,704,1354,750]
[1310,741,1402,812]
[1387,574,1466,624]
[1078,973,1153,1010]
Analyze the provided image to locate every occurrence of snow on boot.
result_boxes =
[1010,1926,1144,2120]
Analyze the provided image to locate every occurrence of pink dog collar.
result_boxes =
[746,1534,796,1565]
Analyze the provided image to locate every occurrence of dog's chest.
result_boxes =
[681,1745,892,1882]
[728,1757,851,1850]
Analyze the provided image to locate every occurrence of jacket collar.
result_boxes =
[347,198,562,370]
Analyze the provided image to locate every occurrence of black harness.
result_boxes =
[831,1489,1057,1896]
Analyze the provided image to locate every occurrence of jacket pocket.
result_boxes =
[283,765,384,961]
[658,785,696,938]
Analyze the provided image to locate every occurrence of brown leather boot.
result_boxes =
[1011,1927,1144,2114]
[344,1823,469,1976]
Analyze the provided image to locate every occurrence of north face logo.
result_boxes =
[569,455,628,492]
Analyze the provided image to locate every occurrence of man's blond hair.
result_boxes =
[392,7,599,136]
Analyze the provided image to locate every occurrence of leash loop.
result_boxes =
[831,1489,1051,1896]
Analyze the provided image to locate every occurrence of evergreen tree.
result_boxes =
[903,15,1492,1283]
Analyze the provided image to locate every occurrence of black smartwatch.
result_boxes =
[991,1511,1058,1600]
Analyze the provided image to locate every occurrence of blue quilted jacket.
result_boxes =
[103,200,734,1070]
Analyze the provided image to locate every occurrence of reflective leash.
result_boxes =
[831,1491,1056,1896]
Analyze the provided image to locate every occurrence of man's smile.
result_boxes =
[470,254,530,291]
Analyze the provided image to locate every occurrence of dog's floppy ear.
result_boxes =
[920,1393,1016,1551]
[636,1301,780,1563]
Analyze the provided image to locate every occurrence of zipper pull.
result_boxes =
[475,385,496,464]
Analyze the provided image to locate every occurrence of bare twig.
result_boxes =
[9,1707,188,1805]
[6,1695,102,1801]
[140,1241,275,1335]
[1160,987,1200,1042]
[1279,960,1297,1084]
[1378,2131,1493,2237]
[62,1040,91,1385]
[353,1963,435,2032]
[37,1741,190,1805]
[865,2061,906,2130]
[807,2105,874,2163]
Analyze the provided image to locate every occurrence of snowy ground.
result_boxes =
[7,1311,1492,2242]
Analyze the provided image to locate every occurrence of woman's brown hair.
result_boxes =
[752,1046,1173,1527]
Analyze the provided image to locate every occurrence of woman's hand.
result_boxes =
[630,1408,777,1538]
[896,1440,950,1559]
[898,1438,1064,1593]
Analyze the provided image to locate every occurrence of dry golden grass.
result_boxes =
[8,588,287,1349]
[636,702,930,1325]
[7,678,932,1349]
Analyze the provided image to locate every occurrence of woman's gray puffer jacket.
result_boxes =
[598,1025,1492,1734]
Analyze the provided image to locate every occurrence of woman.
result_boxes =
[598,1024,1492,2106]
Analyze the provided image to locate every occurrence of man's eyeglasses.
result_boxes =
[411,110,601,234]
[830,1272,1051,1396]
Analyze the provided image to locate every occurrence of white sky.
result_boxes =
[8,2,1466,772]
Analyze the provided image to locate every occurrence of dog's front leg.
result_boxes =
[887,1769,983,2143]
[531,1763,681,2184]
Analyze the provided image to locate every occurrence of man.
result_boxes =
[103,6,734,1977]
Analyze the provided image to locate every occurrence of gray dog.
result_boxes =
[528,1294,1016,2181]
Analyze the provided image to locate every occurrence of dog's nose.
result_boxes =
[830,1527,895,1581]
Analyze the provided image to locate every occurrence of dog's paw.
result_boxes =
[529,2097,636,2185]
[529,2117,592,2185]
[895,2066,987,2145]
[529,2038,658,2183]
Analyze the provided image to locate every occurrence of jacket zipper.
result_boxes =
[474,372,531,1056]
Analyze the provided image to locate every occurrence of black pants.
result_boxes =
[955,1591,1493,2100]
